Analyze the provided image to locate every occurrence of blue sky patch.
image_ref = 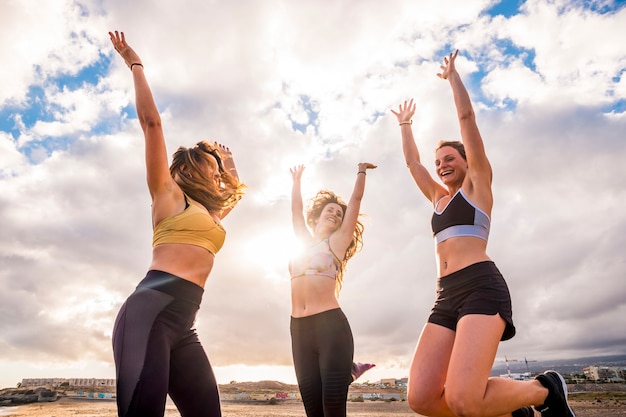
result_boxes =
[484,0,524,18]
[51,58,108,91]
[604,98,626,114]
[18,85,49,128]
[0,108,19,138]
[579,0,626,14]
[368,110,385,125]
[19,135,73,164]
[290,95,319,134]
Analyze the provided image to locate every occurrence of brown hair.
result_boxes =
[436,140,466,160]
[170,141,245,213]
[306,190,364,295]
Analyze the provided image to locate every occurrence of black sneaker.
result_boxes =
[534,370,575,416]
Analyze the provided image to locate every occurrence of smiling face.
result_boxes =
[315,203,344,234]
[435,145,468,186]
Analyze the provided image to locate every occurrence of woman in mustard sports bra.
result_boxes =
[391,50,575,417]
[289,163,375,417]
[109,31,244,417]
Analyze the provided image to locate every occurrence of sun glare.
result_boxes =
[214,364,297,384]
[241,229,304,282]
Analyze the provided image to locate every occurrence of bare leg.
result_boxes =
[407,323,456,417]
[445,314,548,417]
[407,316,549,417]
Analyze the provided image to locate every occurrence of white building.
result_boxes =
[21,378,116,388]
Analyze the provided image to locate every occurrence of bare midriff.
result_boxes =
[436,236,491,277]
[291,274,340,318]
[148,244,215,288]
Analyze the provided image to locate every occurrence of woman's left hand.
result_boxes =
[214,142,233,160]
[437,49,459,80]
[358,162,377,172]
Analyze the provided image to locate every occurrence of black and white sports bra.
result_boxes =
[431,189,490,244]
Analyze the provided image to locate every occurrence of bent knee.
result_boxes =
[446,395,484,417]
[407,390,440,416]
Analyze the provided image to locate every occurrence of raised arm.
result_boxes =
[329,162,376,256]
[290,165,311,241]
[109,31,172,200]
[215,142,239,219]
[391,100,446,205]
[216,142,239,182]
[438,50,492,187]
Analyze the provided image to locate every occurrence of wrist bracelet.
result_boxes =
[357,171,366,175]
[130,63,144,71]
[399,121,412,126]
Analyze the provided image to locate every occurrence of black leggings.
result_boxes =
[290,308,354,417]
[112,270,221,417]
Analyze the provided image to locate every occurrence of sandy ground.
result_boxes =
[1,397,625,417]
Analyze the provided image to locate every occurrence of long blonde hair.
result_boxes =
[306,190,364,295]
[170,141,245,212]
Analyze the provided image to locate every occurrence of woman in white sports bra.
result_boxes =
[289,163,376,417]
[391,50,575,417]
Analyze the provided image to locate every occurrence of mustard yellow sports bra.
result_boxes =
[152,196,225,254]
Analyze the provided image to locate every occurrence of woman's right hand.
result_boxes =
[109,30,142,68]
[290,165,305,182]
[390,99,416,125]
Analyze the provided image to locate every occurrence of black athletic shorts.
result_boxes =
[428,261,516,341]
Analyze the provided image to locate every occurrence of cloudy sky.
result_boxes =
[1,0,625,389]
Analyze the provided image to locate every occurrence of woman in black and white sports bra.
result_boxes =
[289,163,376,417]
[391,50,575,417]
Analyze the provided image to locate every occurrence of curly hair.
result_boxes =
[435,140,466,160]
[305,190,364,295]
[169,141,245,212]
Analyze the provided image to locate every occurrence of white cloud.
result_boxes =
[0,0,625,389]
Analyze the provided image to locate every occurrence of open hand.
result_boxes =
[290,165,305,181]
[437,49,458,80]
[391,99,416,124]
[109,30,142,68]
[214,142,233,160]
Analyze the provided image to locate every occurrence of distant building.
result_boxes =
[21,378,116,388]
[380,378,396,386]
[583,366,625,382]
[378,378,408,387]
[70,378,116,387]
[21,378,67,387]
